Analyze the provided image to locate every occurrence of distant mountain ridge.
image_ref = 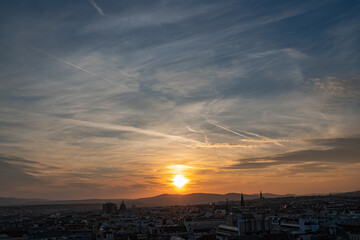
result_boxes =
[1,192,289,207]
[9,190,360,207]
[0,197,50,206]
[333,190,360,197]
[2,191,358,207]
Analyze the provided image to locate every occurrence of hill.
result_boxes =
[0,192,283,207]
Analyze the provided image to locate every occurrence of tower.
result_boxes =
[103,201,117,214]
[260,190,263,199]
[226,197,229,215]
[240,193,245,207]
[119,200,127,211]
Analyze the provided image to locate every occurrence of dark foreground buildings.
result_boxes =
[0,194,360,240]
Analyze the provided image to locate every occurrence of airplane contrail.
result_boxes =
[64,118,201,144]
[186,126,209,143]
[29,45,130,90]
[89,0,105,16]
[63,118,252,148]
[206,120,252,139]
[207,119,287,146]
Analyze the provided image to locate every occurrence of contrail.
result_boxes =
[206,120,287,146]
[63,118,253,148]
[89,0,105,16]
[206,120,252,139]
[239,139,292,143]
[193,142,253,148]
[64,118,201,144]
[29,45,130,90]
[186,126,209,143]
[239,130,264,139]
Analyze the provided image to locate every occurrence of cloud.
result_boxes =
[63,118,200,144]
[227,137,360,170]
[29,45,131,91]
[287,163,335,174]
[309,77,360,104]
[62,117,256,149]
[0,153,58,172]
[249,48,307,59]
[206,120,252,139]
[0,154,45,190]
[239,139,295,144]
[0,153,38,164]
[82,3,215,33]
[89,0,105,16]
[206,119,292,146]
[0,153,158,199]
[1,0,360,197]
[192,142,254,149]
[186,126,209,143]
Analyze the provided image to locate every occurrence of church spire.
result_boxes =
[226,198,229,215]
[240,193,245,207]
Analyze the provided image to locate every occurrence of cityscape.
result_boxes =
[1,0,360,239]
[1,191,360,239]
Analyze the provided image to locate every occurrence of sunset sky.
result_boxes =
[0,0,359,200]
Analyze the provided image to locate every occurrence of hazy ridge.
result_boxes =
[2,191,359,207]
[0,192,293,207]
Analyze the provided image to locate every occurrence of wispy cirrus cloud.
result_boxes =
[309,77,360,103]
[0,154,54,192]
[82,3,216,33]
[29,45,131,91]
[0,0,360,197]
[63,118,200,144]
[62,117,255,149]
[248,48,307,59]
[89,0,105,16]
[227,137,360,170]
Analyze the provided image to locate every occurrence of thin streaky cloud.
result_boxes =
[206,120,253,140]
[89,0,105,16]
[239,131,286,147]
[1,0,359,198]
[64,119,251,149]
[239,139,294,144]
[192,142,254,149]
[239,130,266,139]
[207,120,286,146]
[29,45,130,91]
[82,4,214,33]
[227,137,360,170]
[186,126,209,143]
[63,118,201,144]
[248,48,307,59]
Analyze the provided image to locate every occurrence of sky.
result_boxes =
[0,0,360,200]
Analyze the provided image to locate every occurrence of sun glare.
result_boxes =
[172,175,189,188]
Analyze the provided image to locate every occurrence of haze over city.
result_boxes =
[0,0,359,200]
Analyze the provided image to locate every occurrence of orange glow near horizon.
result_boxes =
[168,165,192,190]
[172,174,189,189]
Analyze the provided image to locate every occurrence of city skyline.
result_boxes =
[0,0,360,200]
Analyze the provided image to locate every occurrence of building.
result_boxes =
[185,219,227,232]
[238,214,272,235]
[103,202,117,214]
[240,194,245,207]
[216,224,239,239]
[119,200,127,211]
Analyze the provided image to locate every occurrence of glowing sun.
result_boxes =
[172,175,189,188]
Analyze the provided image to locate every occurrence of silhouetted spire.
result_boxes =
[119,199,127,211]
[226,198,229,215]
[260,190,263,199]
[240,193,245,207]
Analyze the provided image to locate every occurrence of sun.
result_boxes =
[172,175,189,188]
